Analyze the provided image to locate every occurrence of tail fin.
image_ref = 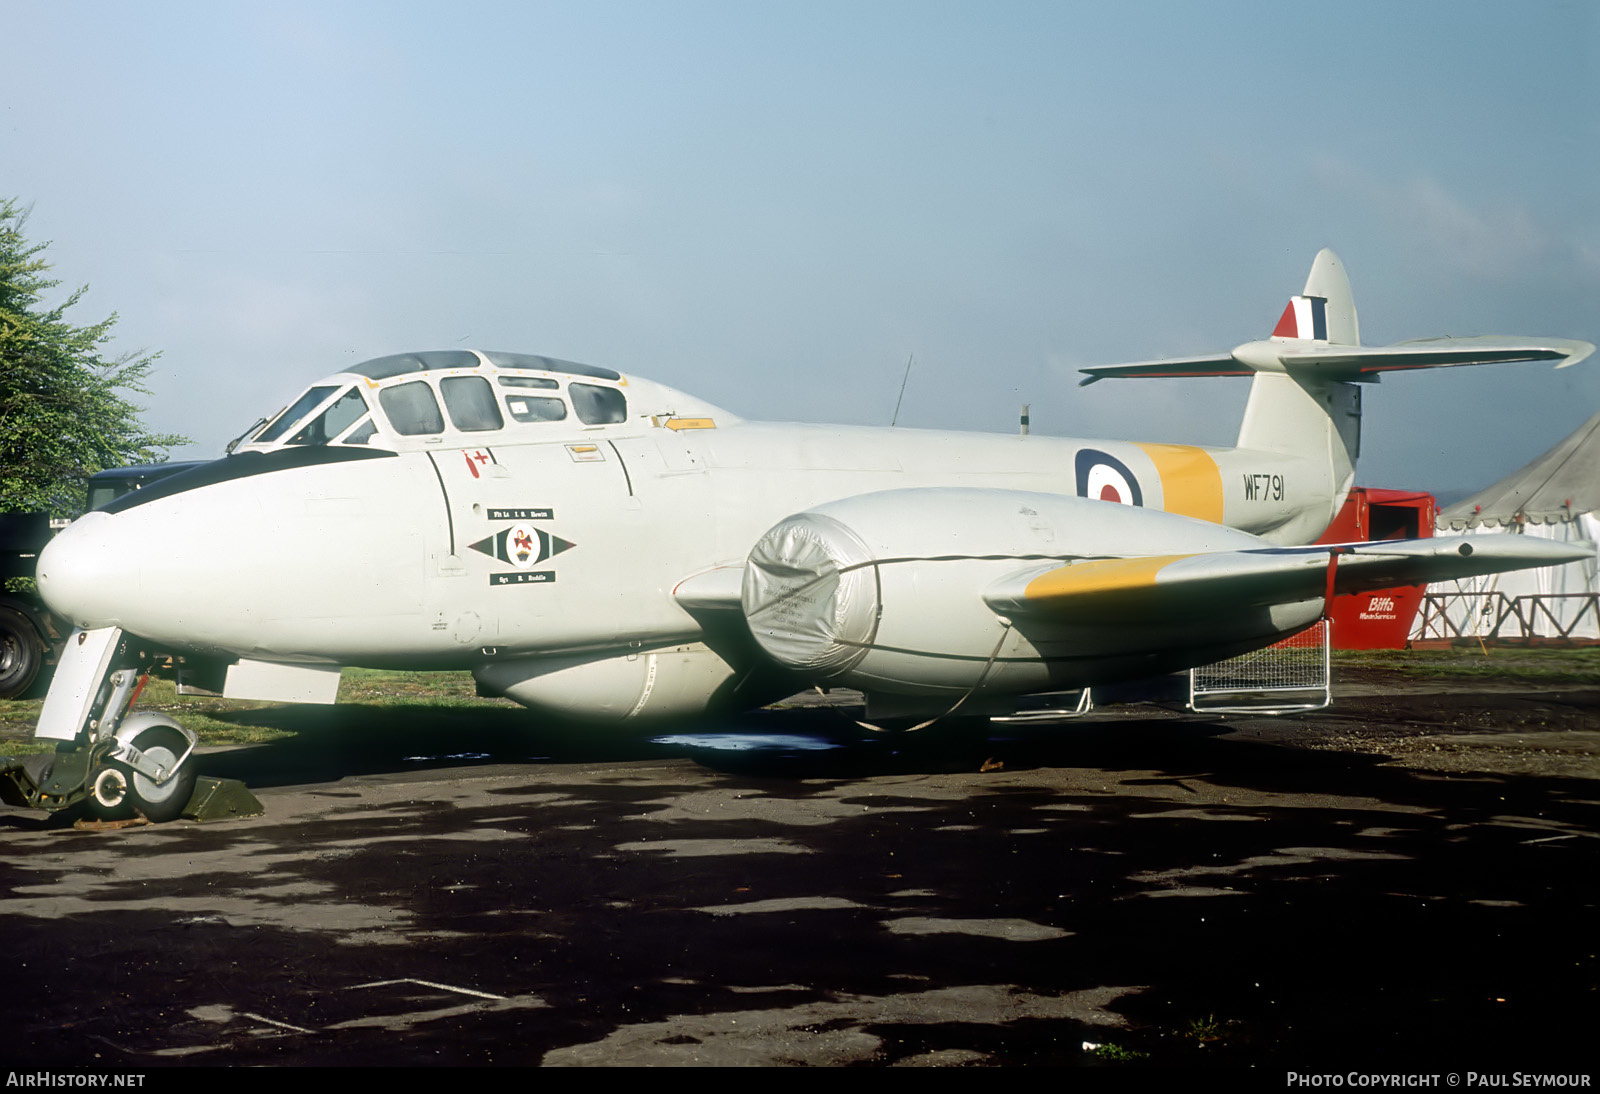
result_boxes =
[1238,249,1363,493]
[1271,248,1358,345]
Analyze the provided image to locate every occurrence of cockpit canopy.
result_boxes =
[234,350,635,454]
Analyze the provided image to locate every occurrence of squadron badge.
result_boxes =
[468,510,574,585]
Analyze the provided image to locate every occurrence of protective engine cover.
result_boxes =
[737,511,881,675]
[741,487,1283,697]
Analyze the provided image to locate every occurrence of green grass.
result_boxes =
[3,647,1596,756]
[1085,1042,1149,1063]
[0,668,505,754]
[1335,645,1600,684]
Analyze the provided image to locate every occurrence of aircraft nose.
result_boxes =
[36,512,137,630]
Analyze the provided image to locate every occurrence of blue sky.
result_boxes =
[6,0,1597,498]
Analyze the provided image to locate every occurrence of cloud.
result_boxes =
[1308,154,1595,279]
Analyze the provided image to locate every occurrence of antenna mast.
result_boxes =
[890,354,914,427]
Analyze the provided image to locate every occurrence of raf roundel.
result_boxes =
[1074,448,1143,507]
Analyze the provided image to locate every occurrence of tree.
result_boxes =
[0,198,187,516]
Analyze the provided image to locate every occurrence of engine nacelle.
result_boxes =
[741,488,1319,698]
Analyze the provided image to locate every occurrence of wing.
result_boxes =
[982,535,1588,623]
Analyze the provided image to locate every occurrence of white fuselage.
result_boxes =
[39,393,1334,671]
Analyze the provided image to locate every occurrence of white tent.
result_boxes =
[1415,410,1600,641]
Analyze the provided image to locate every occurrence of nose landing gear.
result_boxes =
[84,717,199,823]
[1,626,259,824]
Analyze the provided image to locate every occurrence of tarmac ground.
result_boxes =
[1,672,1596,1068]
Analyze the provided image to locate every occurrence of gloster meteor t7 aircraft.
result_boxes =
[23,250,1593,820]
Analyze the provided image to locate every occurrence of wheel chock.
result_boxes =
[0,751,91,812]
[181,776,264,821]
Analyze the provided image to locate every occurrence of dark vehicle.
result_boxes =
[0,461,207,698]
[84,462,209,513]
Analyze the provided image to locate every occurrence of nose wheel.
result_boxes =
[89,766,129,812]
[86,723,198,823]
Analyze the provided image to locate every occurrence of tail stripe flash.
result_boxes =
[1272,295,1328,341]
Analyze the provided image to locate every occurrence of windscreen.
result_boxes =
[253,386,340,445]
[288,387,370,445]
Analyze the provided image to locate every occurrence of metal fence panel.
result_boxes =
[1189,620,1330,714]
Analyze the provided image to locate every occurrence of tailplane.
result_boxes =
[1078,248,1591,538]
[1079,248,1591,387]
[1078,246,1592,460]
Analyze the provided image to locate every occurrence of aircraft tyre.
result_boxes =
[89,724,196,823]
[0,604,44,700]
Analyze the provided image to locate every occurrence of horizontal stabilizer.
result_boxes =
[1080,336,1593,386]
[1081,250,1590,385]
[1077,355,1250,385]
[984,535,1587,623]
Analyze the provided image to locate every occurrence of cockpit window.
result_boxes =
[254,386,340,444]
[481,351,622,382]
[379,381,446,435]
[440,376,503,432]
[498,375,560,390]
[570,383,627,425]
[505,394,568,423]
[287,387,369,446]
[352,351,480,380]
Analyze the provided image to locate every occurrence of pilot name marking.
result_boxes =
[491,571,555,586]
[1242,473,1285,502]
[488,508,553,521]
